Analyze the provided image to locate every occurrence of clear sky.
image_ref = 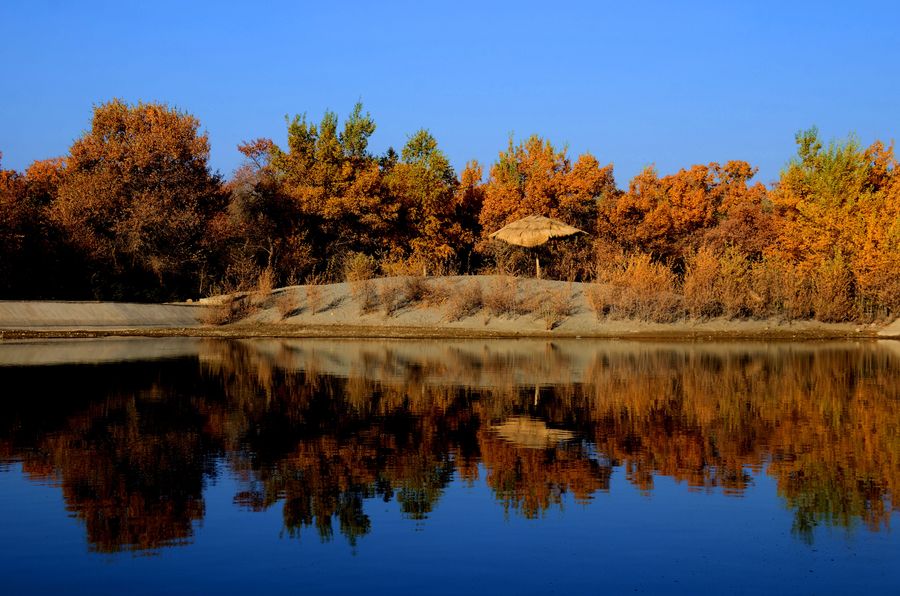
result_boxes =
[1,0,897,187]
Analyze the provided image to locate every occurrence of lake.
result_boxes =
[0,338,898,594]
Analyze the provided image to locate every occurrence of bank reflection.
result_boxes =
[0,339,897,551]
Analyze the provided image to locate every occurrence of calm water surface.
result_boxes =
[0,338,898,594]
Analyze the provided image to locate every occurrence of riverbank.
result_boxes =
[1,276,898,340]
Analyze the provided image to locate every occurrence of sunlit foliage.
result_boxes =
[596,160,767,262]
[480,135,616,235]
[770,129,899,317]
[50,99,226,300]
[1,100,898,319]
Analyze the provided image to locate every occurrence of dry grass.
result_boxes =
[304,273,326,315]
[682,247,720,318]
[275,290,300,319]
[343,253,379,314]
[483,276,523,317]
[584,283,614,320]
[445,278,483,321]
[378,277,407,316]
[531,284,575,330]
[199,294,256,326]
[604,253,680,322]
[813,253,854,322]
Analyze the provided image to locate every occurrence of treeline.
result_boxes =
[1,99,897,320]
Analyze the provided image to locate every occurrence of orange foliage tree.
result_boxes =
[479,135,615,235]
[597,160,768,262]
[769,129,899,316]
[215,138,316,289]
[268,103,398,267]
[51,99,226,300]
[0,154,78,298]
[384,129,481,270]
[0,154,29,295]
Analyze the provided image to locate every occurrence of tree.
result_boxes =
[770,129,899,315]
[479,135,615,235]
[0,154,75,298]
[452,160,486,270]
[51,99,225,300]
[597,161,767,262]
[221,138,314,289]
[0,153,29,295]
[477,136,615,278]
[385,129,466,267]
[269,103,398,265]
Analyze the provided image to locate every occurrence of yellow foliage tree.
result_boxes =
[479,135,615,235]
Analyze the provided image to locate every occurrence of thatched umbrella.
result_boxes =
[490,415,576,449]
[488,215,585,278]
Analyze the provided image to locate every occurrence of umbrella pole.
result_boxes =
[535,257,541,279]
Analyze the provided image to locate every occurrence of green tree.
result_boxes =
[269,103,397,266]
[385,129,468,267]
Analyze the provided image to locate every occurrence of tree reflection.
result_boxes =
[0,361,219,552]
[0,339,896,551]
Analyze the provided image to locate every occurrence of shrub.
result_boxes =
[275,290,300,319]
[378,277,407,316]
[682,246,721,318]
[813,253,854,322]
[343,252,377,282]
[343,252,378,314]
[607,253,681,322]
[535,285,575,330]
[445,278,483,321]
[421,279,450,307]
[377,275,446,317]
[748,258,781,318]
[478,241,533,277]
[749,256,818,320]
[250,266,276,309]
[585,283,614,320]
[305,285,322,315]
[546,237,594,281]
[256,266,275,295]
[352,279,378,314]
[769,259,814,320]
[403,275,429,304]
[380,255,429,277]
[717,247,751,318]
[591,239,626,283]
[200,294,255,326]
[484,275,523,317]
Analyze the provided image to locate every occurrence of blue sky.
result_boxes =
[1,0,897,187]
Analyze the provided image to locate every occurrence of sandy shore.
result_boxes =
[1,275,898,340]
